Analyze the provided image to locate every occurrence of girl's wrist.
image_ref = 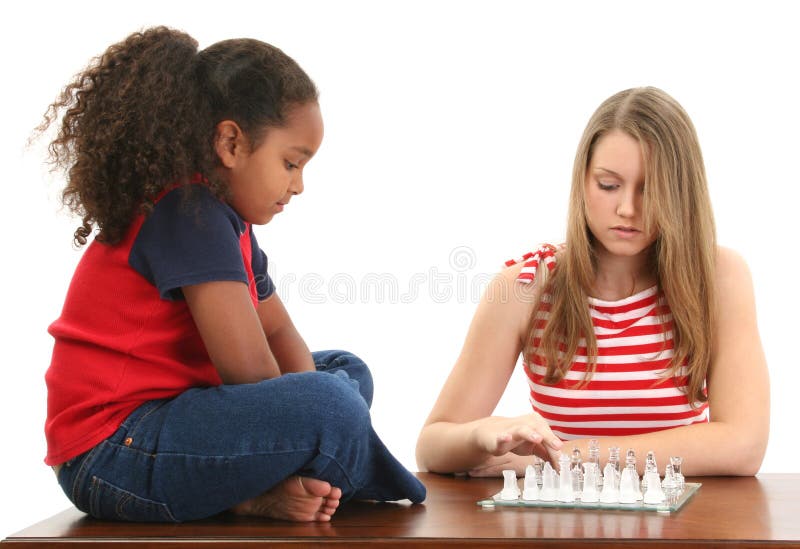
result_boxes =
[461,420,490,464]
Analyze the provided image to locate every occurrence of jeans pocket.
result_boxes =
[88,475,176,523]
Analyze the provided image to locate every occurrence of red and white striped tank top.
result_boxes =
[506,244,709,440]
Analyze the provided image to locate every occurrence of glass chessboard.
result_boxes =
[477,482,700,513]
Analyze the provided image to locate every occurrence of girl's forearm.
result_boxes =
[417,412,766,476]
[416,420,491,474]
[562,421,766,477]
[266,325,315,374]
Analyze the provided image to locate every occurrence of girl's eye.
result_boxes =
[598,181,618,191]
[285,161,299,170]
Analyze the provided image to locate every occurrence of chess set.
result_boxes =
[477,441,700,514]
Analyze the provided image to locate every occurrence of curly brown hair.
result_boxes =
[38,26,318,246]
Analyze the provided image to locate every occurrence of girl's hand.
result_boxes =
[471,413,563,462]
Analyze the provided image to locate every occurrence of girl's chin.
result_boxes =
[596,239,654,258]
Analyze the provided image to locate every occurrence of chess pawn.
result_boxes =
[522,465,540,501]
[599,462,620,503]
[625,448,643,501]
[540,462,558,501]
[641,450,657,492]
[608,446,621,476]
[662,464,680,506]
[670,456,685,492]
[662,463,676,488]
[642,470,666,504]
[558,452,575,502]
[645,451,658,475]
[581,462,600,503]
[624,448,636,469]
[532,455,545,488]
[500,469,520,500]
[571,448,584,499]
[618,467,638,503]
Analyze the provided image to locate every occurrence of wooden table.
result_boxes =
[3,473,799,547]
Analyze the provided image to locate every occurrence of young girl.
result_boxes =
[416,87,769,478]
[40,26,424,523]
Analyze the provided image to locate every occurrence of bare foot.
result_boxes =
[232,476,342,522]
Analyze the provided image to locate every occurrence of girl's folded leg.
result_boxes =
[312,349,374,407]
[306,351,425,503]
[56,354,424,522]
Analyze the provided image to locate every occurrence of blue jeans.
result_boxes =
[56,350,425,522]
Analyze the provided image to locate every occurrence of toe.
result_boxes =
[296,476,333,498]
[325,498,340,510]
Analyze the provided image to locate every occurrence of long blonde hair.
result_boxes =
[525,87,716,404]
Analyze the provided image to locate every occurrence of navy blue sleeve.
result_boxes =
[129,186,251,300]
[249,226,276,301]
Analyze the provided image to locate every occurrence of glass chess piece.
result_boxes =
[599,462,620,503]
[571,448,583,499]
[661,464,680,506]
[588,438,603,490]
[625,448,643,501]
[608,446,621,476]
[500,469,520,501]
[558,452,575,502]
[522,464,540,501]
[670,456,685,492]
[532,455,544,488]
[618,466,638,503]
[580,461,600,503]
[540,462,558,501]
[641,450,657,493]
[642,469,666,504]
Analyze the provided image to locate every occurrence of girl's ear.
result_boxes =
[214,120,247,169]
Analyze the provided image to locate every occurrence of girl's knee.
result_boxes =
[295,370,371,433]
[312,350,373,407]
[313,349,365,371]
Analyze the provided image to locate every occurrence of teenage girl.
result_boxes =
[416,87,769,477]
[40,26,425,523]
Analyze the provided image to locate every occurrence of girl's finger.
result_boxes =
[545,436,563,450]
[524,416,563,451]
[511,425,545,444]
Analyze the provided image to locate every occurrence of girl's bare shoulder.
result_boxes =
[714,245,753,291]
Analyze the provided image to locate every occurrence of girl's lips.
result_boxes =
[611,226,640,238]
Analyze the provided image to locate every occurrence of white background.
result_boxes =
[2,0,798,537]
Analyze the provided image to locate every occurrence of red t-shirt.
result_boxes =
[44,185,274,465]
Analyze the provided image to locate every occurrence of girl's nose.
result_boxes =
[616,190,636,218]
[290,173,304,196]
